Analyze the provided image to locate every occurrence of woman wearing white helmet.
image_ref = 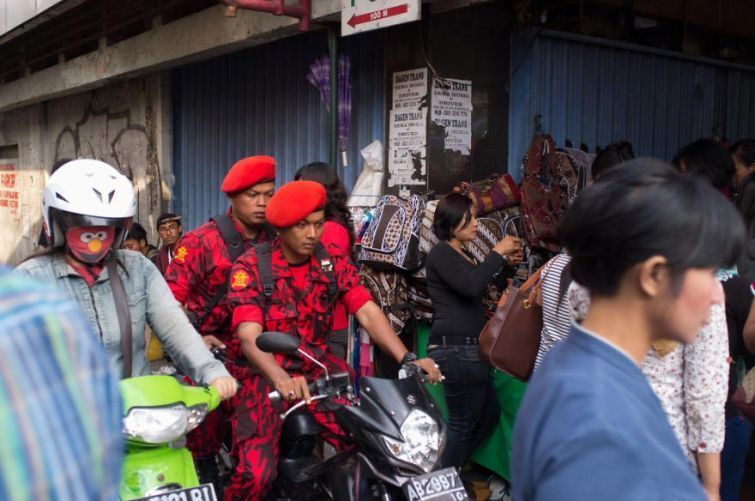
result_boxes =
[15,159,237,399]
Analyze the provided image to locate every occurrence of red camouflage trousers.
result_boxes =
[186,342,252,458]
[224,352,352,501]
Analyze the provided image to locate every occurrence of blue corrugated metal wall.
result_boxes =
[173,30,384,231]
[509,29,755,180]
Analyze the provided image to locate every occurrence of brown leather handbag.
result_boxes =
[479,264,545,381]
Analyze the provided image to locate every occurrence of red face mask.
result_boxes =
[66,226,116,264]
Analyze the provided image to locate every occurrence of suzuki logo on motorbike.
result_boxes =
[406,394,417,405]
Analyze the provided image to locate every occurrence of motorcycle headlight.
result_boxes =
[186,404,209,433]
[123,404,189,444]
[382,409,441,473]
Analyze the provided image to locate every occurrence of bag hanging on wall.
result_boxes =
[407,279,434,321]
[463,217,504,263]
[359,194,425,271]
[453,173,522,216]
[520,135,586,251]
[360,264,412,334]
[479,262,547,381]
[464,217,506,313]
[521,175,563,249]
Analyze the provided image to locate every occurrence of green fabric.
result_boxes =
[417,323,527,482]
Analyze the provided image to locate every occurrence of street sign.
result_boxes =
[341,0,421,37]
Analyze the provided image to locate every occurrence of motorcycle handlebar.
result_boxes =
[267,380,317,404]
[399,363,431,384]
[267,372,352,404]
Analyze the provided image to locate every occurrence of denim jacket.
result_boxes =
[15,250,230,384]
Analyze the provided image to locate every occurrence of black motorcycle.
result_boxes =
[256,332,469,501]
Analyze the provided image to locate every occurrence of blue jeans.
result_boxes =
[428,344,500,469]
[721,414,754,501]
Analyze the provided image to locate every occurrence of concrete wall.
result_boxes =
[0,1,342,113]
[0,1,345,266]
[0,72,170,265]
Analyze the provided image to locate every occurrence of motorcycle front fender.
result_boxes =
[120,446,199,500]
[325,457,369,501]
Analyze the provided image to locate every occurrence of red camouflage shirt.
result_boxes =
[227,238,372,373]
[165,210,273,340]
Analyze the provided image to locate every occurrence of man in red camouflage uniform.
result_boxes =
[164,155,277,482]
[225,180,442,500]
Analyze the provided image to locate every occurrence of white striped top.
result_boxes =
[534,254,573,369]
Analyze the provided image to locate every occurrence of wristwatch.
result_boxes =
[401,352,418,365]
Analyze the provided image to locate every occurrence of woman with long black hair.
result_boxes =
[295,162,356,359]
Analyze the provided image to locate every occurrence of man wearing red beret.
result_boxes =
[164,155,277,486]
[224,180,442,500]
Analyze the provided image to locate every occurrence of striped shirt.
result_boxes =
[534,254,573,369]
[0,267,122,501]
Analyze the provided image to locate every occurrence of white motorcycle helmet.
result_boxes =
[43,159,136,248]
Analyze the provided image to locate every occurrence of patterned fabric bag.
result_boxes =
[360,265,412,333]
[411,200,440,283]
[521,135,584,251]
[464,217,506,313]
[464,217,504,263]
[407,279,434,321]
[521,177,562,250]
[453,173,522,216]
[358,194,425,271]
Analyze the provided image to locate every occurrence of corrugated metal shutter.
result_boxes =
[509,29,755,180]
[172,30,384,231]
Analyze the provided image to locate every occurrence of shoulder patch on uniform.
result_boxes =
[174,246,189,264]
[231,270,250,290]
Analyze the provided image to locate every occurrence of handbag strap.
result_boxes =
[106,258,133,378]
[520,255,562,307]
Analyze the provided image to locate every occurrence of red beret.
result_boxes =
[266,180,327,228]
[221,155,276,194]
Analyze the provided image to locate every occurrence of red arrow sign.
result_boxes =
[348,4,409,28]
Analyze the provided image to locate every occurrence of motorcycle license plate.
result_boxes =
[402,467,468,501]
[132,483,217,501]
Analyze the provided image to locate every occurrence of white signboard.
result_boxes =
[388,68,427,187]
[431,77,472,154]
[341,0,421,37]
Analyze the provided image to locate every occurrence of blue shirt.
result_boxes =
[15,250,229,383]
[0,267,122,500]
[513,326,706,501]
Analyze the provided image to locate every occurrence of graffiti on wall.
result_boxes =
[0,163,18,218]
[54,102,162,226]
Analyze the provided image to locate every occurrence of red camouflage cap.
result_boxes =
[221,155,276,194]
[265,180,327,228]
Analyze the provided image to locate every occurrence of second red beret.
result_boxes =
[266,180,327,228]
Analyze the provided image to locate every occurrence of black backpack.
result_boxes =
[254,240,338,306]
[187,213,275,329]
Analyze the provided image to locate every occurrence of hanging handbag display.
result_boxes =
[479,263,546,381]
[453,173,522,216]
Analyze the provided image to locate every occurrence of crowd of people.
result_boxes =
[1,137,754,500]
[525,138,755,501]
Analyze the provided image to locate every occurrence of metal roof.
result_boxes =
[509,28,755,178]
[172,29,385,231]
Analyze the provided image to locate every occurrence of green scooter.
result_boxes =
[119,375,221,500]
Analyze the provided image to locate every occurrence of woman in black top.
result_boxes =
[426,193,523,469]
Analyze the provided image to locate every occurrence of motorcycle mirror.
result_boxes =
[256,332,301,354]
